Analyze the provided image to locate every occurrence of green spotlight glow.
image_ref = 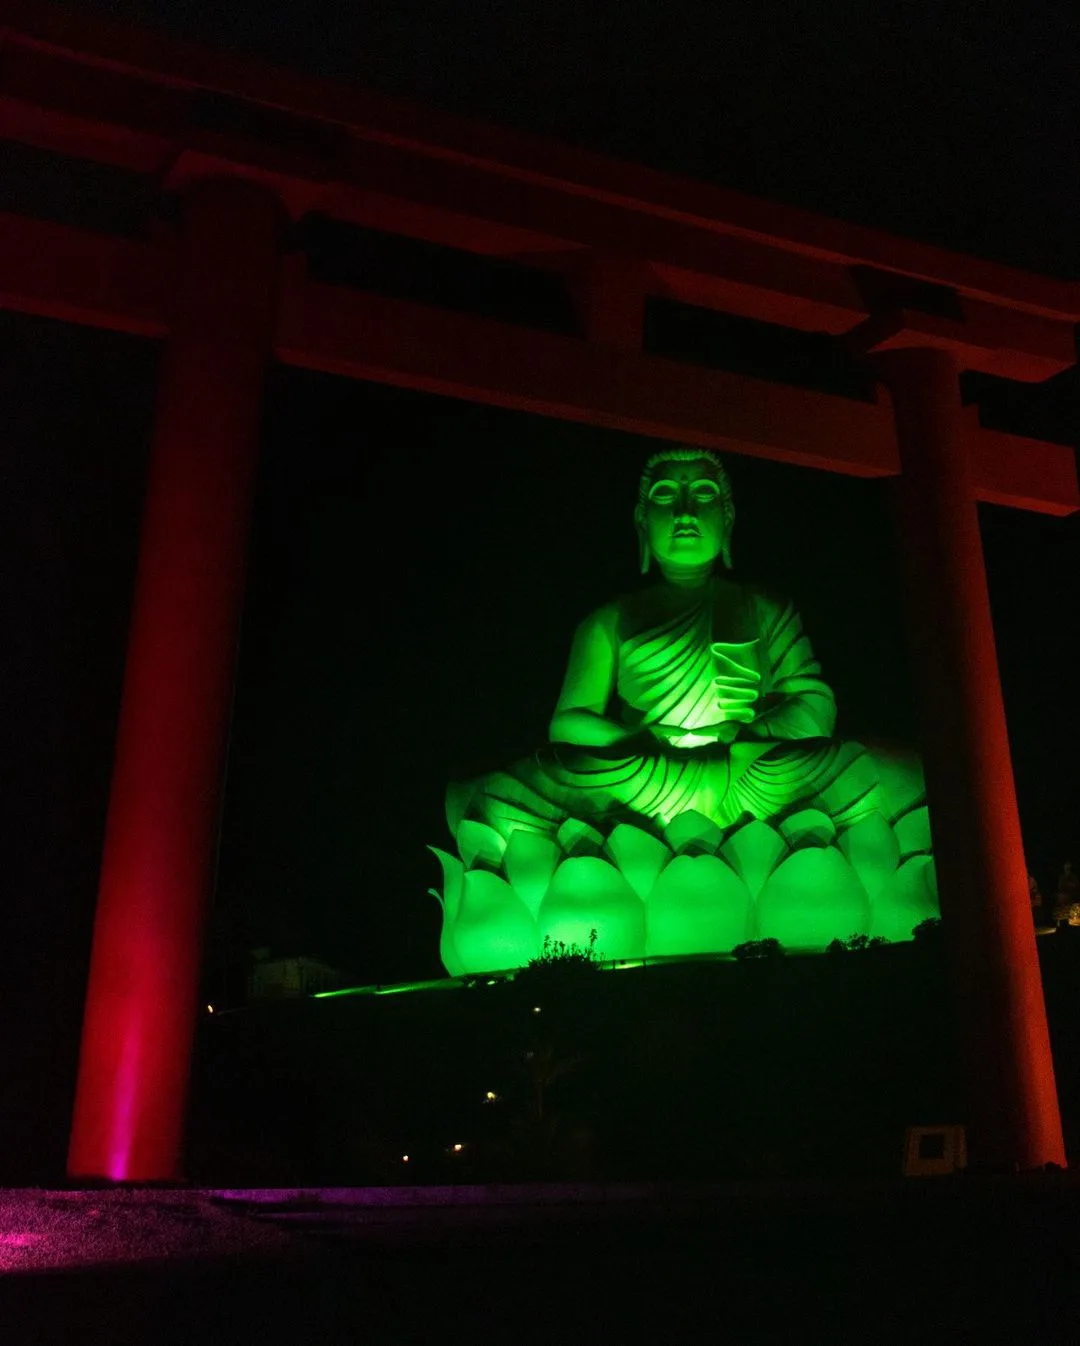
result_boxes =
[314,977,461,1000]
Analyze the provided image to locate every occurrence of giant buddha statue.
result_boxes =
[431,450,939,975]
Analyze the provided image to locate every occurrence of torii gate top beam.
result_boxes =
[1,1,1077,513]
[3,4,1078,331]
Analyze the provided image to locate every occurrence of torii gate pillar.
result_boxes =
[67,180,283,1181]
[882,347,1065,1170]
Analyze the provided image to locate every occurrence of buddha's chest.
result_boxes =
[615,591,764,713]
[616,585,759,649]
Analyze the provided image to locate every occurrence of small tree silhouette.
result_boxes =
[826,933,890,954]
[731,938,785,960]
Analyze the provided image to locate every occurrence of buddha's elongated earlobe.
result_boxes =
[638,532,652,574]
[720,502,735,570]
[634,508,651,574]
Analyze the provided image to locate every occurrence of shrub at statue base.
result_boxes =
[430,806,939,976]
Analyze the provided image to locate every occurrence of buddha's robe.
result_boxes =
[449,585,886,840]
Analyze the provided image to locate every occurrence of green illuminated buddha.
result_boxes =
[450,449,905,839]
[435,450,936,971]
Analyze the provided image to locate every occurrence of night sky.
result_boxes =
[4,1,1080,1173]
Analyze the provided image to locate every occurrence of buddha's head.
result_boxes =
[635,448,734,577]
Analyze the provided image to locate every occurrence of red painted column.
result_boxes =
[882,347,1065,1170]
[68,180,282,1180]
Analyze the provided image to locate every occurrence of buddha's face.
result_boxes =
[640,458,727,571]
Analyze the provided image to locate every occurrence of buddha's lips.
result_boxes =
[673,526,700,537]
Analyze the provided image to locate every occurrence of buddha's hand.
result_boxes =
[706,721,744,745]
[652,720,742,749]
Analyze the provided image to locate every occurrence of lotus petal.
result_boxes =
[456,819,507,871]
[839,813,900,909]
[757,848,871,949]
[538,857,645,961]
[894,804,933,858]
[870,854,941,942]
[451,870,539,973]
[428,846,465,925]
[780,808,836,849]
[664,810,724,856]
[557,817,606,857]
[646,854,752,956]
[720,819,788,899]
[429,888,467,977]
[604,823,671,902]
[504,829,560,918]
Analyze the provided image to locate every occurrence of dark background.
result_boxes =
[3,0,1080,1177]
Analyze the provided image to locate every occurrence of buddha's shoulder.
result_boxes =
[597,582,715,637]
[740,583,795,618]
[570,598,623,640]
[600,584,672,629]
[573,583,799,639]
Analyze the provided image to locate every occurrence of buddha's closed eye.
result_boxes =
[648,479,721,506]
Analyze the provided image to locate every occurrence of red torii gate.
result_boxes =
[2,2,1078,1180]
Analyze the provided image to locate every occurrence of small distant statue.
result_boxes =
[433,448,938,973]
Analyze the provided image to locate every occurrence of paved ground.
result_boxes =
[3,1178,1080,1342]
